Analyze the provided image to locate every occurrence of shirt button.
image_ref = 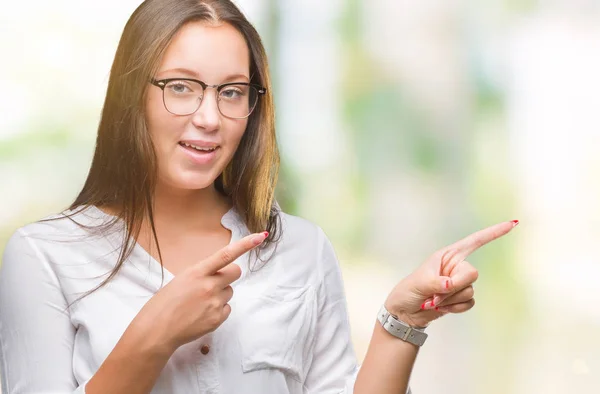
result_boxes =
[200,344,210,355]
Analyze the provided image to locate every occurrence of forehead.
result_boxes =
[158,21,250,81]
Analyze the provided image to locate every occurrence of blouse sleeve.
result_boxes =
[303,229,412,394]
[0,228,86,393]
[302,229,360,393]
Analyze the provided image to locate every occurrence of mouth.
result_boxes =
[178,141,219,153]
[178,141,220,165]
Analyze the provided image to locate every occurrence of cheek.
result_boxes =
[226,120,249,151]
[145,94,162,139]
[146,93,166,132]
[145,96,180,153]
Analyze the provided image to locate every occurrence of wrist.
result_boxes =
[377,304,428,347]
[383,300,429,330]
[128,310,178,359]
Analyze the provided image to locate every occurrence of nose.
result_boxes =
[191,88,220,132]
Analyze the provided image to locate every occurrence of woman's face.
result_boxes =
[146,21,251,192]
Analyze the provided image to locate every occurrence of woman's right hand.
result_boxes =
[132,231,269,354]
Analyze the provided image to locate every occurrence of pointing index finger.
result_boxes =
[450,220,518,260]
[201,231,268,274]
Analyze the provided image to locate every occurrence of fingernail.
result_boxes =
[430,300,435,307]
[252,232,268,245]
[511,220,519,227]
[435,307,440,311]
[443,279,452,292]
[421,300,434,310]
[263,231,269,238]
[433,296,442,306]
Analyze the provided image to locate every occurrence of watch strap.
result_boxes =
[377,305,428,346]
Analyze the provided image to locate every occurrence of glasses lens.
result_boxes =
[162,79,203,115]
[218,84,259,118]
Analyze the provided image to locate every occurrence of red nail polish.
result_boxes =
[421,303,426,310]
[511,220,519,227]
[445,280,449,289]
[431,300,435,307]
[435,307,440,311]
[263,231,269,237]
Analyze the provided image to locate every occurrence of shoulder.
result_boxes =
[278,211,326,242]
[11,205,107,237]
[267,211,347,303]
[270,210,340,276]
[2,206,116,265]
[0,214,75,286]
[277,210,331,252]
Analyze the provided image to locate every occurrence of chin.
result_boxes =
[179,176,218,191]
[160,170,221,192]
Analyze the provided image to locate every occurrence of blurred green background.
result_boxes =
[1,1,599,393]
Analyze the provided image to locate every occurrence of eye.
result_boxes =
[165,80,195,94]
[220,86,245,100]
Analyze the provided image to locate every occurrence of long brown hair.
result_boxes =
[67,0,280,298]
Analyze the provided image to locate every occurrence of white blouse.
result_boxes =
[0,206,365,394]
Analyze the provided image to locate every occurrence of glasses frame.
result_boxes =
[150,78,267,119]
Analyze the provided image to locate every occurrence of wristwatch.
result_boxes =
[377,305,428,346]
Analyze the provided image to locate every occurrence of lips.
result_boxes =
[178,141,220,165]
[178,141,218,152]
[179,140,219,152]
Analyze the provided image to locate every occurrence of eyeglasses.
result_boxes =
[150,78,267,119]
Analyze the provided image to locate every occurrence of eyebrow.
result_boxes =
[157,67,249,82]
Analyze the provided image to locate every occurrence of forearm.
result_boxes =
[85,318,174,394]
[353,322,418,394]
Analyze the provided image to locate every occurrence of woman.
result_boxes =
[0,1,518,393]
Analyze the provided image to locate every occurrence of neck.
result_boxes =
[150,182,232,233]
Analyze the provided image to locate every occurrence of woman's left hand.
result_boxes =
[384,220,519,328]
